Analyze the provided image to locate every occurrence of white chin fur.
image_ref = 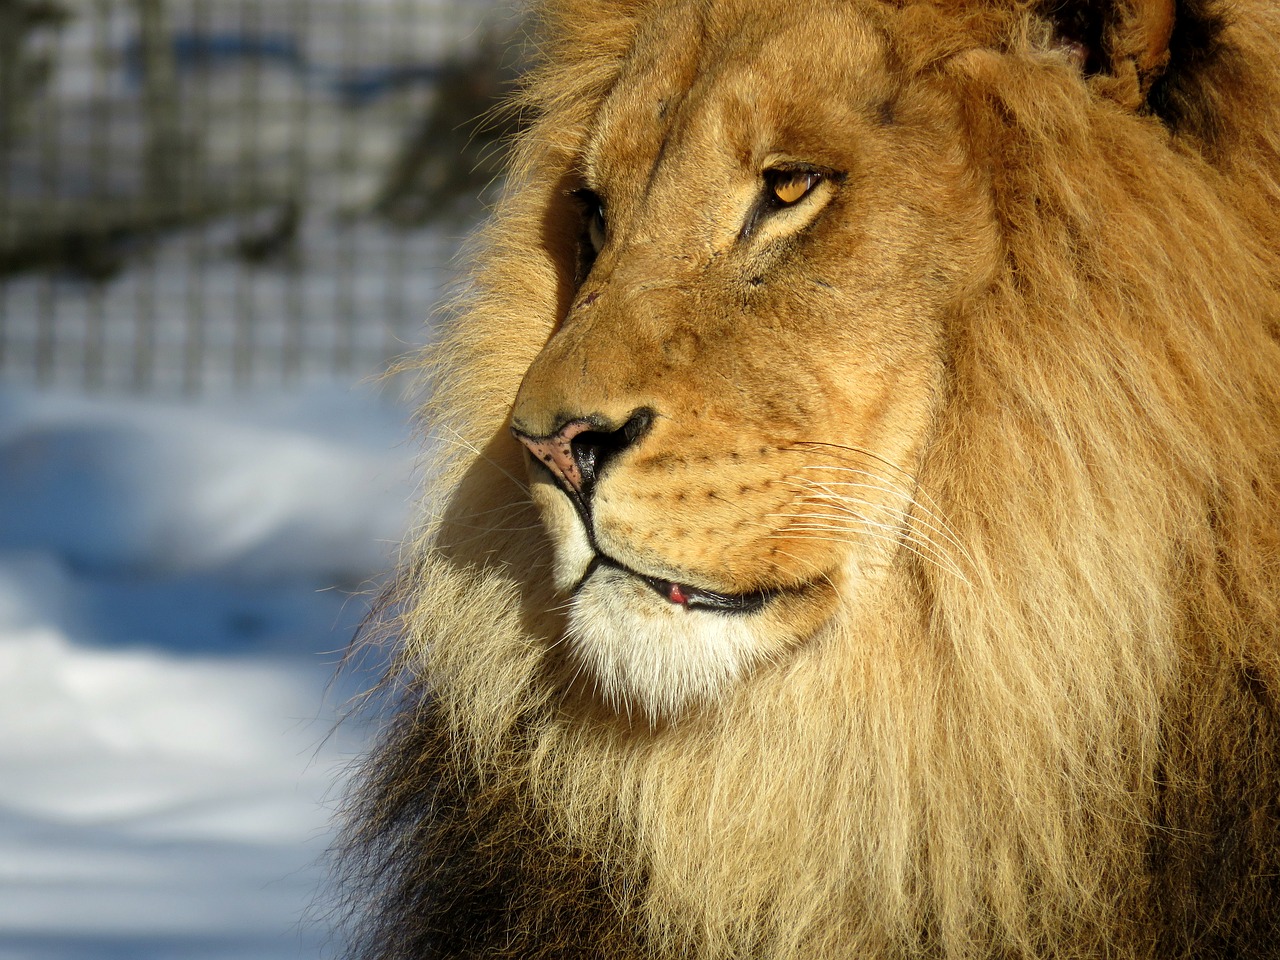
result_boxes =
[567,565,763,720]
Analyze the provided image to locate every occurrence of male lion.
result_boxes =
[338,0,1280,956]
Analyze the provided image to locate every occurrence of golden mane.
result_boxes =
[337,0,1280,957]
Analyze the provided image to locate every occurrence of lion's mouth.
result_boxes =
[587,556,774,614]
[640,574,772,613]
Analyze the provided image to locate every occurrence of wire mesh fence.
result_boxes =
[0,0,521,394]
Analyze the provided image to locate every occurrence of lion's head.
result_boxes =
[507,7,990,719]
[340,0,1280,956]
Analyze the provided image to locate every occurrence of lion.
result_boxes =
[336,0,1280,956]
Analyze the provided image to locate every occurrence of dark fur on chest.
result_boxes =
[336,680,1280,960]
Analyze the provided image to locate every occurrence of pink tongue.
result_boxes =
[665,582,690,605]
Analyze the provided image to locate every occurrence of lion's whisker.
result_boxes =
[426,426,532,496]
[787,479,974,565]
[781,528,968,582]
[425,515,545,548]
[773,499,967,574]
[782,467,973,563]
[794,451,951,518]
[784,520,957,570]
[439,519,545,534]
[788,439,918,483]
[768,546,838,590]
[437,499,540,521]
[795,462,952,529]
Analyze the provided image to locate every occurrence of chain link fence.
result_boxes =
[0,0,522,394]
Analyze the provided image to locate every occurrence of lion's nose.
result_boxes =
[512,408,654,501]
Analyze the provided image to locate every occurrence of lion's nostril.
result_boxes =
[513,408,654,502]
[571,409,654,491]
[621,409,654,444]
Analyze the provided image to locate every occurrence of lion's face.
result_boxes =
[511,2,995,718]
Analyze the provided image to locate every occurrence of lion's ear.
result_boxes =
[1043,0,1176,106]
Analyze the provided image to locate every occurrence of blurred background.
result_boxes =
[0,0,523,956]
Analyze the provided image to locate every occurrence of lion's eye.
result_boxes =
[575,189,607,255]
[766,169,823,206]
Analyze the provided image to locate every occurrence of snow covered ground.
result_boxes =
[0,383,421,960]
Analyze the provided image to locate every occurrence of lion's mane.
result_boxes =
[336,0,1280,957]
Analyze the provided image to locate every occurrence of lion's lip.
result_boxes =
[641,575,772,613]
[588,555,774,614]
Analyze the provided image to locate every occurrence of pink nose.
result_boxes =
[514,419,595,496]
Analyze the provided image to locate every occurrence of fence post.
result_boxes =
[135,0,184,208]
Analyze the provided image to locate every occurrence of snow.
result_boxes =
[0,384,420,960]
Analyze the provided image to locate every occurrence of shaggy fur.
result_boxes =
[336,0,1280,956]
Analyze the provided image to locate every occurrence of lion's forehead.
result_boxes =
[582,0,897,202]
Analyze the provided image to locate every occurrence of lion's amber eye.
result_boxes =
[574,189,607,255]
[588,205,606,254]
[767,169,822,206]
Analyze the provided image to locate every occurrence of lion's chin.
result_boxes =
[566,563,776,720]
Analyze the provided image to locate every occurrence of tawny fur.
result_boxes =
[336,0,1280,957]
